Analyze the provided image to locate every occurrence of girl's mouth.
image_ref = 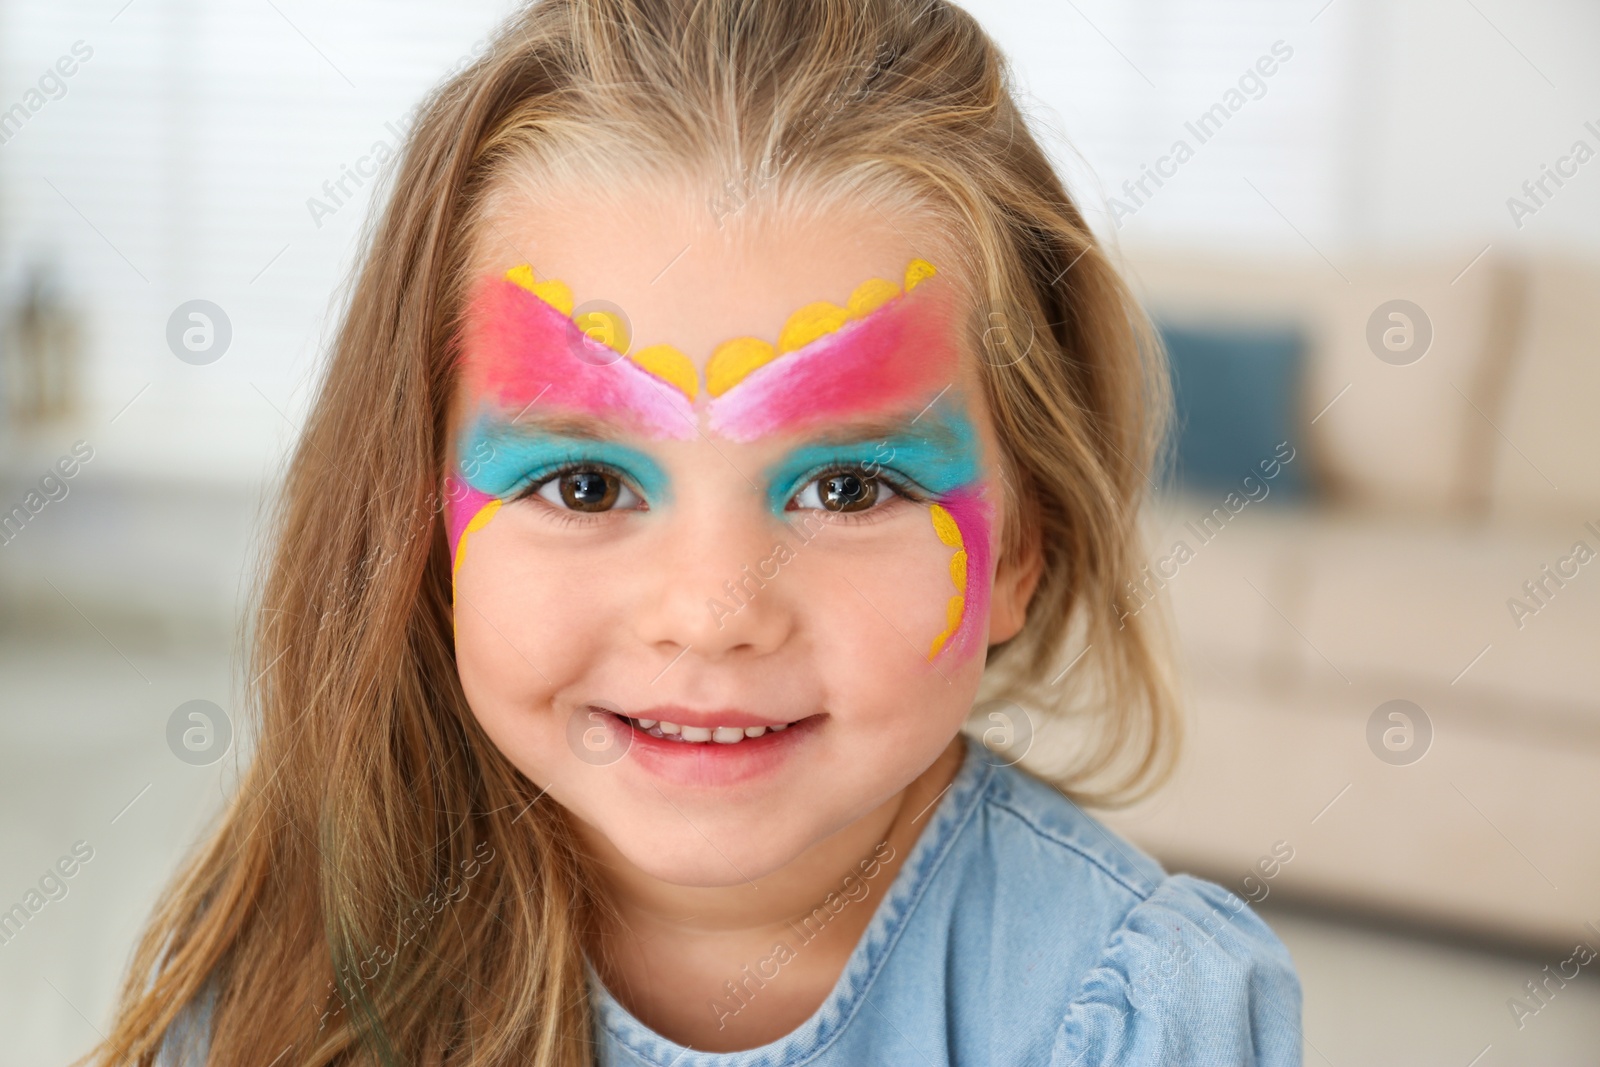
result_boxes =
[617,714,801,745]
[591,709,821,787]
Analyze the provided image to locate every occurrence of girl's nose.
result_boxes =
[628,500,799,662]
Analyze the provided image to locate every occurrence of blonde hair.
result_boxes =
[89,1,1175,1063]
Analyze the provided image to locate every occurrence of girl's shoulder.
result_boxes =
[150,978,216,1067]
[915,733,1304,1066]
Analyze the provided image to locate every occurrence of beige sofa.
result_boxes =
[1074,247,1600,950]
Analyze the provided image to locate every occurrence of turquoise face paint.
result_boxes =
[458,393,979,518]
[761,403,983,515]
[458,415,671,503]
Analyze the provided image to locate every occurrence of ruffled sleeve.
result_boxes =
[1049,874,1303,1067]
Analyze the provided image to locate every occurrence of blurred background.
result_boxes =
[1,0,1596,1064]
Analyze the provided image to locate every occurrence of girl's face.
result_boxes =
[447,180,1038,887]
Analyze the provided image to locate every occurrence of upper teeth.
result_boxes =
[632,718,789,743]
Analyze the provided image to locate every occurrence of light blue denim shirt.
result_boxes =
[158,733,1302,1066]
[591,732,1303,1067]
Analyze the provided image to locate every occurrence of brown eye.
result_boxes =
[795,469,893,513]
[533,468,638,513]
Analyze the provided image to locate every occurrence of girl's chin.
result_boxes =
[582,817,828,888]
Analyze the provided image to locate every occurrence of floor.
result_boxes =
[2,627,1597,1067]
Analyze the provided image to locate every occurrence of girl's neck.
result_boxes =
[580,734,967,1052]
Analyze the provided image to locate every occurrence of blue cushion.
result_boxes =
[1157,321,1309,498]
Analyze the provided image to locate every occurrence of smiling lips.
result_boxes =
[627,716,792,744]
[611,708,818,787]
[613,705,801,745]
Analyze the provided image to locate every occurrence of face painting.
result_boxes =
[444,187,1037,906]
[448,256,994,664]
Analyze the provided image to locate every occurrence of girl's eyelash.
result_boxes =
[510,462,645,525]
[787,465,929,524]
[506,461,930,527]
[544,508,609,529]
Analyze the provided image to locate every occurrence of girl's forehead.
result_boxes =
[457,252,968,449]
[467,182,971,372]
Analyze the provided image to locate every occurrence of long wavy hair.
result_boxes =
[89,0,1176,1063]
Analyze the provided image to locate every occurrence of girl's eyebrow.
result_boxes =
[458,415,671,501]
[795,409,960,450]
[480,407,650,442]
[760,402,981,513]
[485,407,960,449]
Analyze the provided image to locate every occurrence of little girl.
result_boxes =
[96,1,1302,1064]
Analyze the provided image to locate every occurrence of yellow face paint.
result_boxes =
[632,343,699,401]
[926,502,968,660]
[450,497,503,636]
[573,307,631,353]
[703,260,936,395]
[777,301,853,355]
[704,336,777,398]
[458,257,985,663]
[501,265,697,403]
[505,264,575,316]
[495,259,938,402]
[453,499,504,582]
[905,258,937,291]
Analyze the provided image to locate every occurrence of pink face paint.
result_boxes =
[448,263,994,666]
[459,276,696,440]
[707,288,959,443]
[444,473,499,567]
[927,483,995,663]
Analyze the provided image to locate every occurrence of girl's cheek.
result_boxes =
[448,485,997,723]
[451,512,540,706]
[790,494,994,676]
[444,474,499,577]
[450,507,603,713]
[923,482,996,666]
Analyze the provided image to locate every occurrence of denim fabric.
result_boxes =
[157,733,1303,1066]
[591,733,1304,1067]
[152,972,214,1067]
